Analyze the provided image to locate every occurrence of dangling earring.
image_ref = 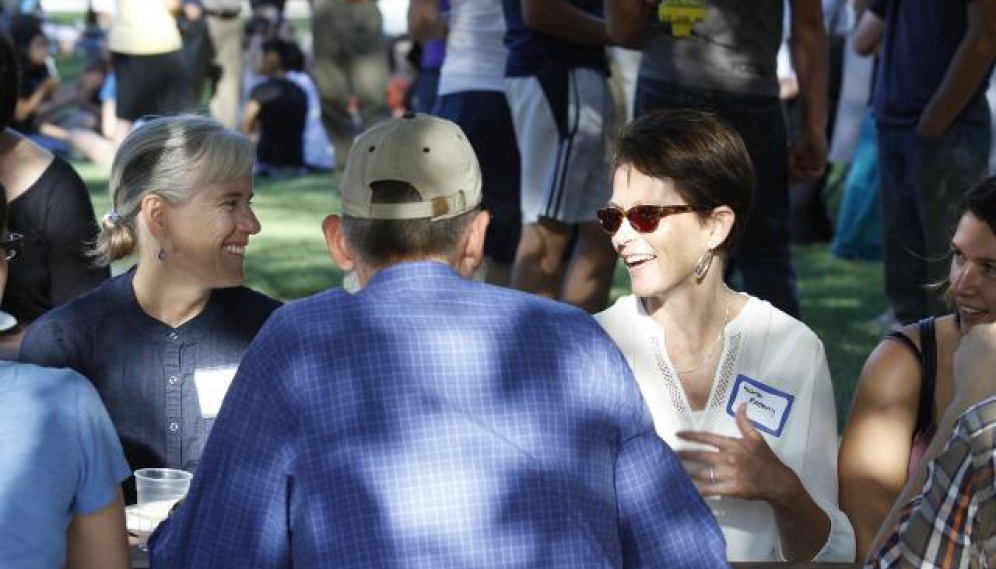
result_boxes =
[694,247,714,280]
[158,245,167,262]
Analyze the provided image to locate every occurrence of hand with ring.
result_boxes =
[677,404,801,505]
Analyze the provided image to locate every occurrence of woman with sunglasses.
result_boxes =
[595,110,853,562]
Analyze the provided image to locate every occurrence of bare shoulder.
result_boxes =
[850,333,924,414]
[0,130,54,201]
[839,335,923,476]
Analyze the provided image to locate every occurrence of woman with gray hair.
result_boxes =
[20,114,281,503]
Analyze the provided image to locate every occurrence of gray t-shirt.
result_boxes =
[640,0,783,97]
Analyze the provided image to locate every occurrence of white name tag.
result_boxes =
[726,375,794,437]
[194,366,238,419]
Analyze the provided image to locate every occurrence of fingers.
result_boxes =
[676,429,734,450]
[676,449,722,467]
[685,463,723,496]
[735,404,764,441]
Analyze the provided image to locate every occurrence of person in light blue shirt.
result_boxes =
[0,183,132,569]
[148,113,728,568]
[0,363,132,569]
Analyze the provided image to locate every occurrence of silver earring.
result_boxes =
[694,248,714,280]
[158,248,167,262]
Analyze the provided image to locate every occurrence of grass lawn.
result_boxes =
[77,162,884,427]
[50,8,887,426]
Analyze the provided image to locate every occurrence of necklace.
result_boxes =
[672,294,730,375]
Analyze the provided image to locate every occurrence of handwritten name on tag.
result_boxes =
[194,366,238,419]
[726,375,794,437]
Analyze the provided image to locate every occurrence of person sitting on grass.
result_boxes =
[8,14,106,156]
[241,36,307,178]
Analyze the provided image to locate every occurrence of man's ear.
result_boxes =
[322,214,354,271]
[140,194,169,240]
[454,211,490,278]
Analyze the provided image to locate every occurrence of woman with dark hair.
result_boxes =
[0,30,108,344]
[7,14,59,137]
[840,175,996,559]
[595,109,854,562]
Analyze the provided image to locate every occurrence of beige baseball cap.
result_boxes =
[341,112,482,221]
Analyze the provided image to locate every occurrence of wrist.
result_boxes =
[769,466,804,511]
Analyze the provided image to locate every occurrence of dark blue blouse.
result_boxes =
[20,269,281,501]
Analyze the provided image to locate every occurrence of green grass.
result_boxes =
[795,245,886,423]
[78,163,882,428]
[56,9,882,426]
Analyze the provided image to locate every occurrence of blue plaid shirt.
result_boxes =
[149,262,727,568]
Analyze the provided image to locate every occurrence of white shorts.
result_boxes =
[505,67,615,224]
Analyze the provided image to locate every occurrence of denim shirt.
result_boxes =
[20,269,280,501]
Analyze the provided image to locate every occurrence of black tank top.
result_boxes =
[884,317,937,437]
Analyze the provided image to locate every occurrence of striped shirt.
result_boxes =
[870,396,996,569]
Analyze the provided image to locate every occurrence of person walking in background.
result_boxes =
[19,116,281,503]
[829,0,887,263]
[406,0,447,115]
[180,0,244,129]
[409,0,521,286]
[606,0,830,318]
[148,112,729,568]
[311,0,390,170]
[595,110,853,562]
[107,0,194,143]
[874,0,995,326]
[502,0,618,312]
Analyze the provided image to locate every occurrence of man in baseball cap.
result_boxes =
[149,113,727,568]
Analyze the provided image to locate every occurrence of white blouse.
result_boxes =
[596,294,855,562]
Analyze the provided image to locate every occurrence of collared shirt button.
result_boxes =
[169,422,179,433]
[168,375,179,386]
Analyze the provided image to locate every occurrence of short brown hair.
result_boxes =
[613,109,755,253]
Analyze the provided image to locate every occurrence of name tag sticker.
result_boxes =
[726,374,794,437]
[194,366,238,419]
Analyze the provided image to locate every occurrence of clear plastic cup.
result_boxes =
[133,468,192,536]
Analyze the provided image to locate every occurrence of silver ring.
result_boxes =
[709,467,716,485]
